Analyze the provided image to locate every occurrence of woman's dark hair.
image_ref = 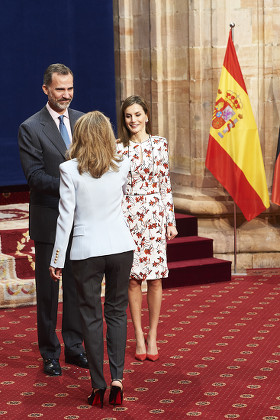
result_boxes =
[119,95,152,146]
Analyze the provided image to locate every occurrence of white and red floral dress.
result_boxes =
[117,136,176,281]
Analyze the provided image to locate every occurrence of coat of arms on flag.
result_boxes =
[212,90,242,138]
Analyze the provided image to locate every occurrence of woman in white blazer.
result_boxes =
[49,111,135,408]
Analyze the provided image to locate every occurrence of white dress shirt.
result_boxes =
[46,102,72,142]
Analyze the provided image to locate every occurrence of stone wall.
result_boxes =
[113,0,280,271]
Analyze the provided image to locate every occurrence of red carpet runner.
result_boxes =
[1,270,280,419]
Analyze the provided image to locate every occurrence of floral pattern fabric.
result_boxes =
[117,136,176,280]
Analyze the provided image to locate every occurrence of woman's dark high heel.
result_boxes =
[88,388,106,408]
[109,381,123,406]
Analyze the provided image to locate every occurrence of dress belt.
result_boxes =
[126,191,160,197]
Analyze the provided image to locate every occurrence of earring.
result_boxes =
[146,119,148,122]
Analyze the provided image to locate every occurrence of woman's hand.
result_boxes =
[166,225,178,241]
[49,266,62,282]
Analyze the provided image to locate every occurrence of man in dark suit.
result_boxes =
[18,63,88,376]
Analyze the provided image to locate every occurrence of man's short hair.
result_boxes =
[43,63,73,86]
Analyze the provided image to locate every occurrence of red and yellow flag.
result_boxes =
[271,129,280,206]
[205,30,269,221]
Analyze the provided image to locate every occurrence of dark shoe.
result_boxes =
[109,381,123,406]
[43,358,62,376]
[65,352,89,368]
[88,388,106,408]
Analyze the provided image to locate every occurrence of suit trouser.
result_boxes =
[34,241,84,359]
[72,250,134,389]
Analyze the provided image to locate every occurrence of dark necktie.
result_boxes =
[58,115,71,148]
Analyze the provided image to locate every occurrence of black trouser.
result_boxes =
[72,250,133,389]
[35,241,84,359]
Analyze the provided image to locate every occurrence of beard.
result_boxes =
[48,94,72,112]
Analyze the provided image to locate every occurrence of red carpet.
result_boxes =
[0,189,29,206]
[1,270,280,419]
[0,204,36,307]
[1,228,34,279]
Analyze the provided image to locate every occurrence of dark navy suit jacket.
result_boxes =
[18,106,83,243]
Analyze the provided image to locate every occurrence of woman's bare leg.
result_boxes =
[128,278,146,354]
[146,279,162,355]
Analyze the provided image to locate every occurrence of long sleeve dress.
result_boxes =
[117,135,176,281]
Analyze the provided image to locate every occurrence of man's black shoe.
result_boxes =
[43,358,62,376]
[65,352,89,368]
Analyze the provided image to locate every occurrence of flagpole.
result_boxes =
[233,202,237,273]
[230,22,246,276]
[229,23,238,274]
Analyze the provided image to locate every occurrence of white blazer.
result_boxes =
[50,157,135,268]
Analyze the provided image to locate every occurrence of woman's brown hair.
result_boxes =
[68,111,122,178]
[119,95,152,146]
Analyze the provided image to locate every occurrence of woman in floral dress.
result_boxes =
[117,95,178,361]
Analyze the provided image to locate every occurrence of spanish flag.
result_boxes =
[205,30,269,221]
[271,128,280,206]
